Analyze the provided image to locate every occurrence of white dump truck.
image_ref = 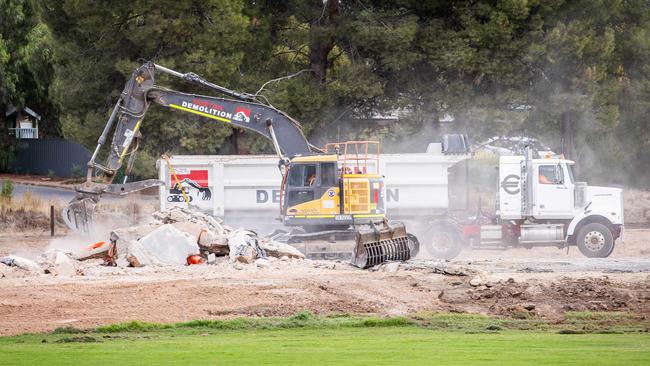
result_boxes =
[157,143,468,234]
[423,147,624,259]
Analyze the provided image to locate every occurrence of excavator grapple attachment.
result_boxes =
[63,179,165,233]
[62,194,99,234]
[351,220,419,268]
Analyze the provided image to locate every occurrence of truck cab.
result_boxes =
[497,152,623,257]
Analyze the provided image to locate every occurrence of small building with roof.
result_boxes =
[5,104,41,139]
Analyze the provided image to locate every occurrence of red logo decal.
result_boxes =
[234,107,251,123]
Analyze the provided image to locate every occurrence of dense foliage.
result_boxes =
[0,0,56,169]
[1,0,649,185]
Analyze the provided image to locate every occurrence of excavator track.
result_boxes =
[269,228,355,260]
[270,221,420,266]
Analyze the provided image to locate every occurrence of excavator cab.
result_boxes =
[281,141,385,227]
[280,142,418,267]
[282,156,341,220]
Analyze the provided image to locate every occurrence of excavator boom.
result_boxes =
[89,62,314,179]
[63,62,316,232]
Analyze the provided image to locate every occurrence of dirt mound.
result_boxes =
[439,276,650,318]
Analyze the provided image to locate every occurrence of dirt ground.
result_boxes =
[0,229,649,336]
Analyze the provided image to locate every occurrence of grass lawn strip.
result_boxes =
[0,312,648,365]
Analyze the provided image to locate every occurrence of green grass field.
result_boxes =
[1,312,648,365]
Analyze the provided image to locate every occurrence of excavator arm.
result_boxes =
[150,89,313,156]
[64,62,317,232]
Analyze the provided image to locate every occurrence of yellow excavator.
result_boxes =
[62,62,418,267]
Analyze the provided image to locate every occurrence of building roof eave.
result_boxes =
[4,105,41,120]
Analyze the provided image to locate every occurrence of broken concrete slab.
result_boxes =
[110,223,162,265]
[255,258,271,268]
[132,224,201,266]
[259,239,305,259]
[0,264,27,278]
[197,229,229,255]
[110,223,162,244]
[197,229,227,246]
[126,240,154,267]
[227,229,264,263]
[170,222,205,243]
[73,241,111,261]
[54,251,78,277]
[380,261,401,273]
[152,207,227,234]
[234,245,256,264]
[0,255,43,274]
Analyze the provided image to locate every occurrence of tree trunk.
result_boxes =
[0,99,13,172]
[230,129,240,154]
[0,100,5,131]
[0,99,8,138]
[308,0,339,84]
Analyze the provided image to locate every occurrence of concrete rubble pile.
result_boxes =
[109,207,305,268]
[0,207,305,277]
[1,250,90,277]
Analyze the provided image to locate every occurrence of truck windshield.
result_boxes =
[567,164,575,183]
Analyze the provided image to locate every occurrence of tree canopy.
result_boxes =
[0,0,56,169]
[1,0,648,185]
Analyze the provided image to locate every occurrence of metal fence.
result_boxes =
[10,139,90,177]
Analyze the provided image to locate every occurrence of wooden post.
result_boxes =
[132,202,137,224]
[50,205,55,236]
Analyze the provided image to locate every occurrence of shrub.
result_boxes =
[70,164,84,179]
[1,179,13,199]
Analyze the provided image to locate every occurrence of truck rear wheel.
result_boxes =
[576,223,614,258]
[423,225,462,260]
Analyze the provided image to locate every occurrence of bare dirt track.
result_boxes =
[0,229,649,336]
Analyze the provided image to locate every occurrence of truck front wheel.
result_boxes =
[576,223,614,258]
